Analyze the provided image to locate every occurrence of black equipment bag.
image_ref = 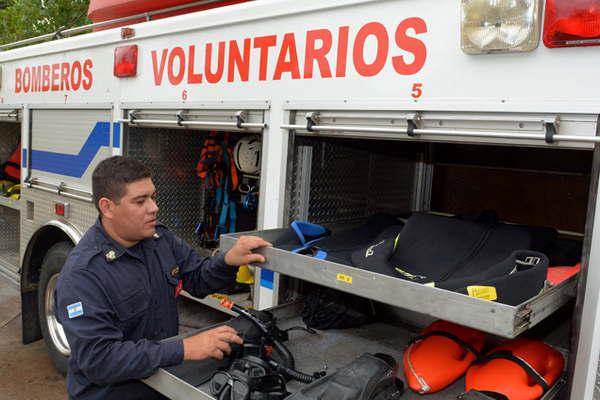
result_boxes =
[285,353,404,400]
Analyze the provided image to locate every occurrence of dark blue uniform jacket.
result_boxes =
[56,219,236,400]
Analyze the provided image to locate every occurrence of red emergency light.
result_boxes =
[55,203,65,216]
[54,202,69,217]
[543,0,600,48]
[114,44,138,77]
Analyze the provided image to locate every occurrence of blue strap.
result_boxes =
[289,220,330,258]
[215,184,223,213]
[229,200,237,233]
[243,192,257,211]
[291,246,310,254]
[290,221,329,246]
[290,221,306,244]
[213,138,240,240]
[215,175,229,241]
[314,250,328,260]
[222,144,237,234]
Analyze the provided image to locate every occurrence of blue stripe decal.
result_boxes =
[260,269,274,290]
[113,123,121,148]
[31,122,120,178]
[22,149,27,168]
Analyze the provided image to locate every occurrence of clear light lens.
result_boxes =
[461,0,542,54]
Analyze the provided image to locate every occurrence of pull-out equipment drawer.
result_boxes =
[221,230,577,339]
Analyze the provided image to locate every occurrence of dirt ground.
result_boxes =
[0,279,66,400]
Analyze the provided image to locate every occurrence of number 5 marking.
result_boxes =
[411,83,423,99]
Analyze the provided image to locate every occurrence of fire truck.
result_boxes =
[0,0,599,398]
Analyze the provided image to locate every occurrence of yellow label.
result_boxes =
[467,286,498,301]
[336,273,353,284]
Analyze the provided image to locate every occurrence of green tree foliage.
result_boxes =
[0,0,90,46]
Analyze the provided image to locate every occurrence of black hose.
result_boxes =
[276,364,321,384]
[273,339,295,369]
[227,301,296,369]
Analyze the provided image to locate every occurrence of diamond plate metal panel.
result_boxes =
[127,127,208,247]
[288,137,415,224]
[367,152,415,216]
[308,141,370,222]
[0,206,19,271]
[20,187,97,266]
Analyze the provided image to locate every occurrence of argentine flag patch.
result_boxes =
[67,302,84,319]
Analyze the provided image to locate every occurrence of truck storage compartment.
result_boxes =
[146,109,592,400]
[144,302,567,400]
[210,132,590,399]
[0,108,22,284]
[223,136,590,338]
[123,105,266,311]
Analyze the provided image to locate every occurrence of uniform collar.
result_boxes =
[93,219,127,263]
[93,218,159,263]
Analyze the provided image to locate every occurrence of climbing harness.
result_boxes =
[196,132,239,247]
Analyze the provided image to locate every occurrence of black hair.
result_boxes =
[92,156,152,213]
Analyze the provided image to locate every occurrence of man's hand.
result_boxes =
[183,325,243,361]
[224,235,272,266]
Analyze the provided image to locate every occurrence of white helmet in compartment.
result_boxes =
[233,135,261,175]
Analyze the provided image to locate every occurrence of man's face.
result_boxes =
[108,178,159,244]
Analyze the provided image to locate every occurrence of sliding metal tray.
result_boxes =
[220,229,577,339]
[144,305,567,400]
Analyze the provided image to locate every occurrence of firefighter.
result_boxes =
[55,156,271,400]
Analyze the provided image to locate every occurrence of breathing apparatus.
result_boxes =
[209,299,325,400]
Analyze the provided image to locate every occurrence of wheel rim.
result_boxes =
[45,274,70,357]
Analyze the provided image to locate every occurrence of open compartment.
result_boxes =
[0,107,22,284]
[223,134,591,336]
[122,104,267,311]
[216,108,597,399]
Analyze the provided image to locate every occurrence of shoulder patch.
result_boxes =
[67,302,84,319]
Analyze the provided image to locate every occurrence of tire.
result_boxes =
[38,241,73,376]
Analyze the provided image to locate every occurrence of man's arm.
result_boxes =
[169,232,271,298]
[56,271,183,385]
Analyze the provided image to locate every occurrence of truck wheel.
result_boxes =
[38,241,73,375]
